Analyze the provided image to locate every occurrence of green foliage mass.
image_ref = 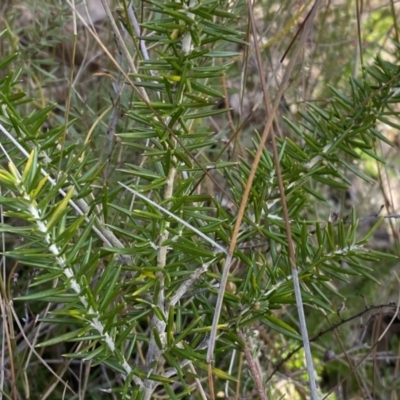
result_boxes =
[1,1,400,399]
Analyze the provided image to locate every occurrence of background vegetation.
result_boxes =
[1,0,400,399]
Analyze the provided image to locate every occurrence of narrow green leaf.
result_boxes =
[263,314,302,340]
[339,160,375,183]
[36,328,87,347]
[169,240,215,257]
[16,288,65,301]
[204,51,241,57]
[0,52,18,70]
[46,187,75,231]
[195,361,238,382]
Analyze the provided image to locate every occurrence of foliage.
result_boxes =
[1,1,400,399]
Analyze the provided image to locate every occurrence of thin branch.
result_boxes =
[143,162,176,398]
[236,329,268,400]
[126,5,151,63]
[247,1,321,398]
[8,302,77,396]
[265,302,399,383]
[119,183,228,255]
[188,362,208,400]
[169,260,214,307]
[322,282,400,399]
[98,0,140,78]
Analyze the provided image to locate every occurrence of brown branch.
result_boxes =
[247,0,322,397]
[236,329,268,400]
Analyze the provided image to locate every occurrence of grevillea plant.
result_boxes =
[1,1,400,399]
